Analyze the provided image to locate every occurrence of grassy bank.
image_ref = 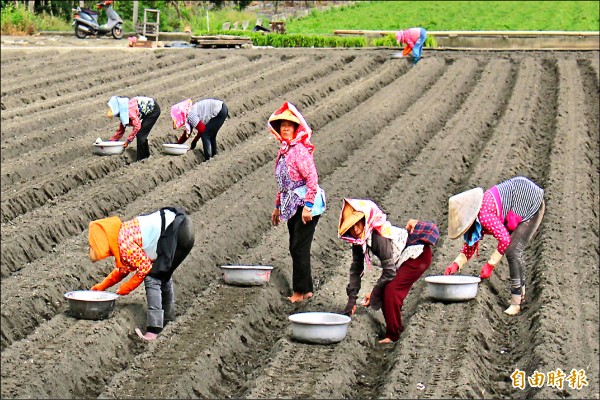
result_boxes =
[2,0,597,40]
[286,1,600,33]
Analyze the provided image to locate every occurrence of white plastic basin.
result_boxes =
[162,143,189,156]
[424,275,481,302]
[220,265,273,286]
[288,312,351,344]
[92,141,125,156]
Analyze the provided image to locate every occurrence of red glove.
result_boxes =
[116,273,145,295]
[479,263,495,279]
[91,269,126,291]
[444,262,460,275]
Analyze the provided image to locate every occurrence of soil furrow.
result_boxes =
[1,52,132,99]
[523,59,599,399]
[0,51,206,122]
[0,54,356,275]
[98,58,468,400]
[1,48,598,400]
[0,55,418,351]
[0,53,288,185]
[0,58,445,399]
[0,54,324,218]
[0,54,247,152]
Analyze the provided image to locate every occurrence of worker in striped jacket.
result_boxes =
[445,176,545,315]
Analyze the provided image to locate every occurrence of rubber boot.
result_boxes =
[504,295,521,315]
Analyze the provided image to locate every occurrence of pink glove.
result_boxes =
[479,263,495,279]
[444,262,460,275]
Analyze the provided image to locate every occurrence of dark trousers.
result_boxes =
[287,207,320,294]
[145,215,195,333]
[200,103,228,161]
[506,200,545,296]
[382,245,432,342]
[136,103,161,161]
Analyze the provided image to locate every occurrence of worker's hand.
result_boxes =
[271,208,280,226]
[123,141,129,149]
[90,283,104,291]
[479,263,495,279]
[190,140,197,150]
[405,219,419,233]
[361,292,371,307]
[444,262,460,275]
[301,206,313,224]
[341,301,357,317]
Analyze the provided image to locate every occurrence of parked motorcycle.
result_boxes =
[72,0,123,39]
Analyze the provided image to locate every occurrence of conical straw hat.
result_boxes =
[447,187,484,239]
[269,109,300,125]
[338,201,365,237]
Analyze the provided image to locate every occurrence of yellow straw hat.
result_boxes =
[447,187,484,239]
[270,109,300,125]
[338,202,365,237]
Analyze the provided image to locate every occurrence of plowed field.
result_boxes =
[1,46,598,399]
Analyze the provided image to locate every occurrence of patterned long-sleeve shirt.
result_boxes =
[115,218,153,293]
[460,177,544,259]
[110,96,155,144]
[274,143,319,212]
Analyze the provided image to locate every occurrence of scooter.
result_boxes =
[72,0,123,40]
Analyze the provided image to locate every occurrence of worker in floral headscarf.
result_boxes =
[107,95,160,161]
[338,198,438,344]
[268,101,326,303]
[88,207,195,341]
[444,176,545,315]
[395,27,427,64]
[170,98,229,161]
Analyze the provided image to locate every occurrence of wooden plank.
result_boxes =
[334,29,600,37]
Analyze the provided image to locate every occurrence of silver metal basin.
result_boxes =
[424,275,481,302]
[288,312,351,344]
[220,265,273,286]
[64,290,119,320]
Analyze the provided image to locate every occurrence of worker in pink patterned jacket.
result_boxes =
[268,101,326,303]
[444,176,545,316]
[395,27,428,64]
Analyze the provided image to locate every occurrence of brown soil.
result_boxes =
[1,40,598,399]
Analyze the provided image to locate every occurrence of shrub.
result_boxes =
[216,30,366,48]
[1,4,36,35]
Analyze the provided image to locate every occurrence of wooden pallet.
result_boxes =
[190,35,252,48]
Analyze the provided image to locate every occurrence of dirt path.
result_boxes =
[1,46,598,399]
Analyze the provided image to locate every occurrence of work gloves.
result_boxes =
[190,140,198,150]
[91,268,126,291]
[444,262,460,275]
[115,274,145,296]
[479,263,495,279]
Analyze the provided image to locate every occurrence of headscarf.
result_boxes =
[88,216,124,271]
[107,96,130,126]
[171,99,193,132]
[268,101,314,157]
[338,198,394,269]
[395,30,404,44]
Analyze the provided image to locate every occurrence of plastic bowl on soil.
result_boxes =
[162,143,189,156]
[64,290,119,320]
[220,265,273,286]
[288,312,351,344]
[424,275,481,302]
[92,141,125,156]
